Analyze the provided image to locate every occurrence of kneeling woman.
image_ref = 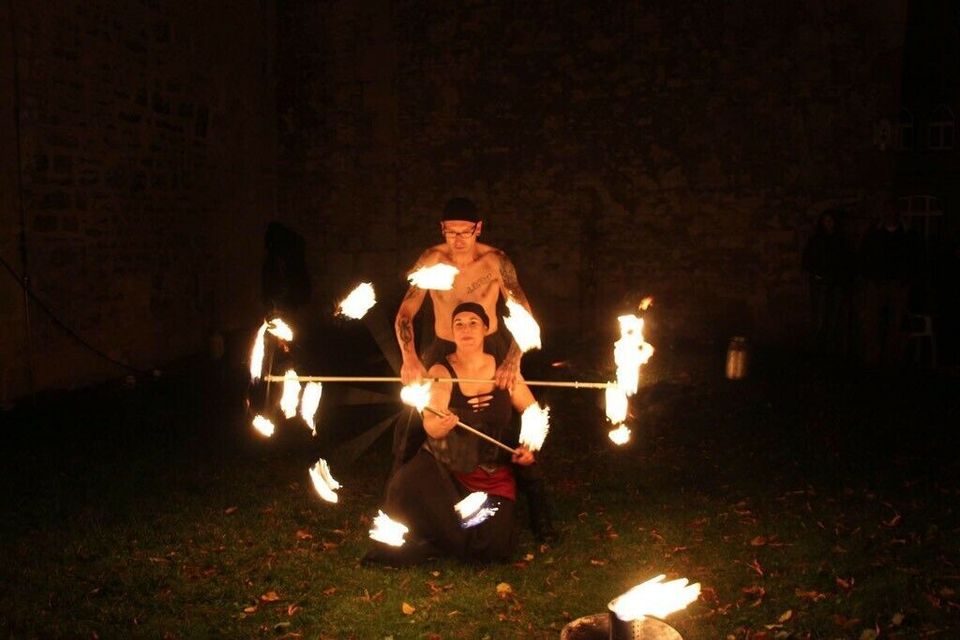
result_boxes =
[366,302,537,564]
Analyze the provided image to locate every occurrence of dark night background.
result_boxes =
[1,1,958,401]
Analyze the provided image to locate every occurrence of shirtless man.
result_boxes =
[395,197,533,390]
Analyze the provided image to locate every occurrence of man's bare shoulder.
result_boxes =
[413,245,451,267]
[475,242,507,262]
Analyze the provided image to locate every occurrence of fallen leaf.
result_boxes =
[891,612,905,626]
[321,541,339,551]
[224,506,239,515]
[496,582,513,597]
[523,553,534,562]
[401,602,416,615]
[260,591,281,602]
[243,606,257,613]
[750,535,767,547]
[295,530,313,540]
[836,577,853,590]
[589,559,607,566]
[858,629,878,640]
[795,589,826,602]
[778,609,793,622]
[287,604,301,616]
[322,586,336,596]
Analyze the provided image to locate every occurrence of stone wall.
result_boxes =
[0,1,277,404]
[278,0,908,351]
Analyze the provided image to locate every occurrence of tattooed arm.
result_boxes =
[396,251,432,384]
[495,251,532,390]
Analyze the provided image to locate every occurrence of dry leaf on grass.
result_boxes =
[295,530,313,540]
[496,582,513,597]
[778,609,793,622]
[401,602,416,615]
[224,506,238,515]
[260,591,281,602]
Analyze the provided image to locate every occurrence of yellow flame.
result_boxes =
[252,414,275,437]
[605,384,628,424]
[614,314,654,396]
[608,424,631,445]
[503,299,542,352]
[400,381,432,412]
[369,510,409,547]
[338,282,377,319]
[300,382,323,435]
[408,263,459,290]
[266,317,293,341]
[638,296,654,311]
[519,403,550,451]
[279,369,301,419]
[609,575,701,621]
[308,458,341,504]
[249,322,269,380]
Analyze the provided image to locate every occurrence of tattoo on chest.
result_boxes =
[465,272,494,295]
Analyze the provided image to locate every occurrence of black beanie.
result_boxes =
[452,301,489,327]
[441,197,480,222]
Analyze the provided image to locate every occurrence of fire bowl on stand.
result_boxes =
[560,613,683,640]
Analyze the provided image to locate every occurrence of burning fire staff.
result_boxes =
[366,303,538,564]
[393,197,559,543]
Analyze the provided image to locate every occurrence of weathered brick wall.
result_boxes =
[278,0,907,350]
[0,1,277,403]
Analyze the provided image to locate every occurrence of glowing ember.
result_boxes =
[337,282,376,319]
[266,317,293,341]
[299,382,323,435]
[249,322,269,380]
[252,414,275,437]
[408,263,459,290]
[609,574,701,622]
[608,424,632,445]
[503,298,542,352]
[519,403,550,451]
[455,492,499,528]
[308,458,341,504]
[280,369,301,419]
[605,384,628,425]
[638,296,654,311]
[369,510,409,547]
[400,381,432,412]
[614,314,654,396]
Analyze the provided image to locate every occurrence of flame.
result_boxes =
[337,282,376,319]
[400,381,432,412]
[455,491,499,528]
[249,318,293,381]
[308,458,341,504]
[638,296,654,311]
[408,263,459,290]
[249,322,269,380]
[280,369,301,419]
[503,298,542,352]
[614,314,654,396]
[608,424,631,445]
[605,384,628,425]
[609,574,701,622]
[252,414,275,437]
[369,510,409,547]
[300,382,323,435]
[519,403,550,451]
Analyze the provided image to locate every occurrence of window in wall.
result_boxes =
[897,109,915,150]
[927,105,954,150]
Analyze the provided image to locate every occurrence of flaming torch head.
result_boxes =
[608,574,701,622]
[400,381,432,412]
[454,492,499,528]
[519,403,550,451]
[279,369,302,419]
[605,384,628,425]
[299,382,323,435]
[308,458,341,504]
[614,313,654,396]
[608,424,632,445]
[337,282,377,319]
[369,510,409,547]
[408,263,459,290]
[503,298,542,352]
[251,414,275,437]
[266,317,294,341]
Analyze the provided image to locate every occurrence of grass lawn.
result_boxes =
[2,339,959,639]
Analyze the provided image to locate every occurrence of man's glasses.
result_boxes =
[442,223,478,240]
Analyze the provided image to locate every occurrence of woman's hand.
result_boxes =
[432,409,459,438]
[512,445,535,466]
